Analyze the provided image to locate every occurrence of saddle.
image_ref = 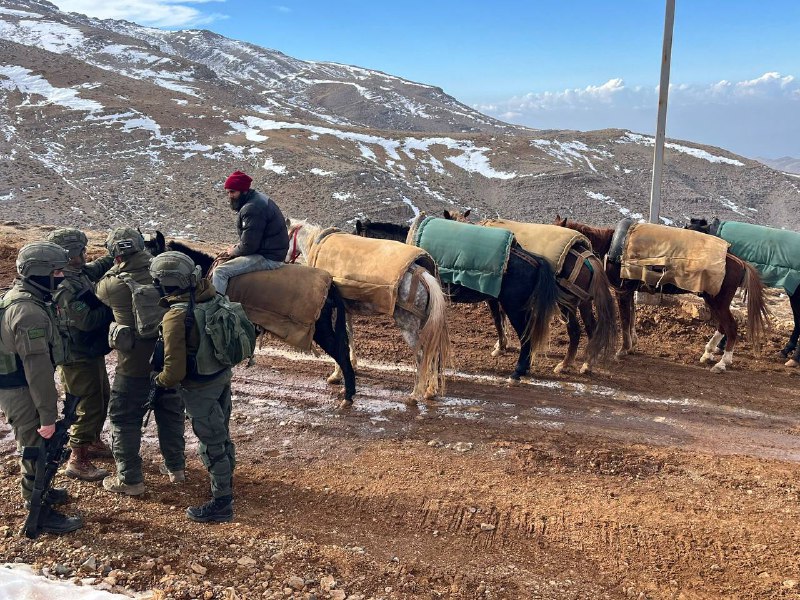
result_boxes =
[225,264,332,352]
[619,222,729,295]
[306,229,434,316]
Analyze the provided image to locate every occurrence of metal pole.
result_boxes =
[649,0,676,224]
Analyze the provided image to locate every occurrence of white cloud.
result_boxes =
[477,72,800,158]
[52,0,227,28]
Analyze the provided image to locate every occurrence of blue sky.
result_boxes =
[53,0,799,159]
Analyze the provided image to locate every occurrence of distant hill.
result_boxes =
[0,0,798,241]
[756,156,800,175]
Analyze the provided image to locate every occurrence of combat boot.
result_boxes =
[39,509,83,535]
[65,446,109,481]
[186,495,233,523]
[86,439,113,458]
[24,487,69,509]
[159,463,185,483]
[102,475,145,496]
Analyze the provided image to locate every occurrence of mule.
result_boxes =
[439,210,618,374]
[553,216,770,373]
[687,217,800,367]
[144,233,357,407]
[353,218,561,382]
[286,219,451,404]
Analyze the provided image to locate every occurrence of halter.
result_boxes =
[288,225,303,264]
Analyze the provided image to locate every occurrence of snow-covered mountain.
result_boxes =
[0,0,797,241]
[757,156,800,176]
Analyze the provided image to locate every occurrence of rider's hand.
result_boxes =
[37,424,56,439]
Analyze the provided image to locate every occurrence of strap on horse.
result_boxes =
[557,247,594,304]
[395,264,428,321]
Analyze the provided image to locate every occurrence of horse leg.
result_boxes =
[708,301,737,374]
[700,330,725,364]
[327,313,357,384]
[394,309,425,404]
[554,305,580,374]
[487,299,508,357]
[504,308,533,383]
[314,301,356,408]
[577,298,597,374]
[616,290,636,357]
[783,290,800,366]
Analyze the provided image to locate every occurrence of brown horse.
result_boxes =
[553,215,770,373]
[442,210,617,374]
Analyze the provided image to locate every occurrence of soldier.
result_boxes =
[0,242,82,534]
[47,228,114,481]
[96,228,185,496]
[211,170,289,295]
[150,251,235,522]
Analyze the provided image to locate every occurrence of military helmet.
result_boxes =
[149,251,200,290]
[16,241,70,277]
[106,227,144,257]
[47,227,88,258]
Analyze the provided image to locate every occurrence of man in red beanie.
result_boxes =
[212,170,290,294]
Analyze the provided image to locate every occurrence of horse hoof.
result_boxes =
[579,363,591,375]
[337,399,353,410]
[710,364,726,374]
[404,395,419,406]
[553,362,565,374]
[614,350,628,360]
[506,377,521,387]
[423,392,436,401]
[699,354,713,364]
[785,359,798,368]
[327,374,343,384]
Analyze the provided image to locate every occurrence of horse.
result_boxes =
[439,210,618,374]
[143,232,357,407]
[286,219,451,404]
[353,218,561,382]
[553,216,770,373]
[686,217,800,367]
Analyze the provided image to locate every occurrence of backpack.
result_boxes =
[116,273,167,339]
[175,294,256,376]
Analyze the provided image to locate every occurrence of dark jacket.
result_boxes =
[232,189,289,262]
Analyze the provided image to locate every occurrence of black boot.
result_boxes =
[39,509,83,535]
[24,487,69,509]
[186,495,233,523]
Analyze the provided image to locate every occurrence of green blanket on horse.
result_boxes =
[409,216,513,298]
[716,221,800,295]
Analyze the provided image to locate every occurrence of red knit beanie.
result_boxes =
[224,170,252,192]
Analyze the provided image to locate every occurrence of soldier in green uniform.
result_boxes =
[47,228,114,481]
[150,251,235,522]
[0,242,83,534]
[96,228,185,496]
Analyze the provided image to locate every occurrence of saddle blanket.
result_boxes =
[481,218,592,273]
[716,221,800,295]
[307,229,434,316]
[226,264,331,352]
[621,223,729,295]
[409,216,513,298]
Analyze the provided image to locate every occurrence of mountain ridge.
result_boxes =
[0,0,797,242]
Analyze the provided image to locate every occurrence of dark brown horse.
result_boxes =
[553,216,770,373]
[441,210,617,374]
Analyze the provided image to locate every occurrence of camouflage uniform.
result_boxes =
[48,228,115,481]
[95,229,185,495]
[0,242,82,535]
[151,251,234,522]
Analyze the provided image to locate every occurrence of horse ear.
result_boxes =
[554,215,567,227]
[463,209,471,218]
[355,220,364,234]
[443,210,452,220]
[285,217,291,229]
[156,230,165,251]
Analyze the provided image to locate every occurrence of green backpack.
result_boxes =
[175,294,257,376]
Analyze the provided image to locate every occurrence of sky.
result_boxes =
[50,0,800,159]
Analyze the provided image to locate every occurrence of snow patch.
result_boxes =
[619,132,745,166]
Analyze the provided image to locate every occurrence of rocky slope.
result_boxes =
[0,0,797,243]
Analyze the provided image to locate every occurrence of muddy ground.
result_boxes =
[0,224,799,600]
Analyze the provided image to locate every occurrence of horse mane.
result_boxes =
[287,218,324,257]
[555,217,614,256]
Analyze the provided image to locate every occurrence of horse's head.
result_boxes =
[552,215,568,228]
[354,218,370,237]
[442,209,471,222]
[685,218,710,233]
[142,230,166,256]
[285,218,322,263]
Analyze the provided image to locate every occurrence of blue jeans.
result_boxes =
[211,254,284,295]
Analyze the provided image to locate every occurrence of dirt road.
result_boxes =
[1,224,799,599]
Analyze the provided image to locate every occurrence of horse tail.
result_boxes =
[584,256,618,362]
[740,259,770,353]
[414,271,452,398]
[328,282,350,362]
[522,254,559,355]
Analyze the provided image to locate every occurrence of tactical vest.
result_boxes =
[173,295,256,376]
[0,287,65,382]
[53,276,111,362]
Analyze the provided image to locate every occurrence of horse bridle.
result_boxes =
[288,224,303,264]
